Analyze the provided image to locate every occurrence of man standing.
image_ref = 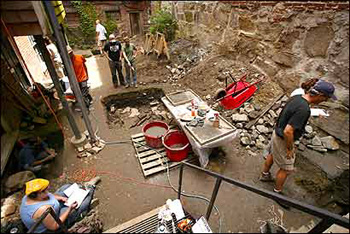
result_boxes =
[260,80,336,207]
[104,34,125,88]
[123,37,138,88]
[44,37,65,82]
[67,46,92,110]
[95,20,107,56]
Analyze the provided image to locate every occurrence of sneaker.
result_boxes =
[125,84,129,88]
[273,189,291,210]
[134,83,138,88]
[259,172,274,182]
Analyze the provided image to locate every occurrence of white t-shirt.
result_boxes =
[96,24,107,41]
[290,88,305,97]
[46,43,62,63]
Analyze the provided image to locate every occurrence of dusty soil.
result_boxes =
[24,37,343,233]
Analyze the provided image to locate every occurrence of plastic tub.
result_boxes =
[162,130,190,162]
[142,121,169,148]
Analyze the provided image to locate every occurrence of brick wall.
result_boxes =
[14,36,50,84]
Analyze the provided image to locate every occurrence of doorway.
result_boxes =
[129,12,141,36]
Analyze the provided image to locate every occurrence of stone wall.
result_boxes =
[168,1,349,106]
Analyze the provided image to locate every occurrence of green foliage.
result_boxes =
[149,8,178,41]
[104,14,118,36]
[71,0,97,45]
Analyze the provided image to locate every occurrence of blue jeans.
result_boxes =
[125,61,137,85]
[54,184,94,227]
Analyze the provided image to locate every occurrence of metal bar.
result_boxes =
[27,207,67,233]
[181,162,349,228]
[33,35,82,139]
[308,219,334,233]
[206,178,222,221]
[43,0,96,142]
[178,163,183,199]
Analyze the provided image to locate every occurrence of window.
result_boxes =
[105,10,121,21]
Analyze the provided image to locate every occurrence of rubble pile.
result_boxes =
[1,191,25,232]
[76,131,106,158]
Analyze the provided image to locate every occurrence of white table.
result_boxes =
[161,94,237,168]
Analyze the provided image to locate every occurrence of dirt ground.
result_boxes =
[43,39,335,232]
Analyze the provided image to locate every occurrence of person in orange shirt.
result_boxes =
[67,46,92,110]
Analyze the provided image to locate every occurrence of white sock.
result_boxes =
[273,188,282,193]
[262,172,270,175]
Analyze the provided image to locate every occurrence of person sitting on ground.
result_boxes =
[123,37,138,88]
[290,78,319,97]
[20,177,100,233]
[19,137,56,172]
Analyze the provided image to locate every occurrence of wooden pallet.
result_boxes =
[131,133,194,177]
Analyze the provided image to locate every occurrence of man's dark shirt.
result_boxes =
[104,41,122,61]
[275,95,311,141]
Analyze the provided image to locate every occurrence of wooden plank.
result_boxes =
[139,152,167,163]
[1,10,39,24]
[1,1,34,10]
[137,148,165,158]
[131,133,144,139]
[104,206,165,233]
[1,130,19,175]
[245,93,284,129]
[132,137,146,143]
[144,166,169,176]
[141,158,168,170]
[6,23,43,36]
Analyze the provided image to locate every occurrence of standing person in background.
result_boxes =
[67,46,92,111]
[44,37,65,89]
[123,37,138,88]
[104,34,125,88]
[95,20,107,56]
[259,80,337,209]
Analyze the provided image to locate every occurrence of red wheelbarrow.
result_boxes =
[214,73,265,109]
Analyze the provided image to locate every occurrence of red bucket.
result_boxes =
[162,130,190,162]
[142,121,169,148]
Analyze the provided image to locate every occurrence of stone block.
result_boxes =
[320,136,339,150]
[304,24,335,58]
[5,171,36,194]
[184,11,194,22]
[271,52,295,67]
[232,113,249,122]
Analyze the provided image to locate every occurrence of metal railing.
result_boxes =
[27,207,67,233]
[177,161,349,233]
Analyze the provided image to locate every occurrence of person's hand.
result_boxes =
[286,148,295,160]
[69,201,78,210]
[57,196,67,203]
[48,154,56,160]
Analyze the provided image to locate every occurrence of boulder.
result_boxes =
[312,136,322,146]
[244,104,255,113]
[5,171,36,194]
[1,205,16,218]
[231,113,249,122]
[240,136,251,146]
[320,136,339,150]
[271,51,295,67]
[307,145,327,153]
[256,125,269,134]
[304,24,335,58]
[257,118,264,125]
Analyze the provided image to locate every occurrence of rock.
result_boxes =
[312,136,322,146]
[281,95,288,103]
[239,108,246,114]
[271,52,295,67]
[304,24,334,58]
[307,145,327,153]
[150,101,159,107]
[110,106,116,113]
[298,143,306,151]
[206,94,211,100]
[254,104,261,111]
[1,204,16,218]
[256,140,266,149]
[256,125,269,134]
[304,132,316,139]
[320,136,339,150]
[77,147,84,153]
[244,104,255,113]
[305,125,313,134]
[129,108,140,118]
[236,123,243,129]
[268,110,278,119]
[90,146,102,154]
[276,108,282,116]
[257,118,264,125]
[5,171,36,193]
[294,140,300,146]
[250,140,256,146]
[258,135,266,143]
[240,136,251,145]
[121,107,131,114]
[248,150,257,157]
[166,65,171,70]
[84,143,92,150]
[171,68,177,74]
[231,113,249,122]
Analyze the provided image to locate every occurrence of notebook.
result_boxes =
[63,183,89,208]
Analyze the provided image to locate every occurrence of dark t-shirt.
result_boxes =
[104,41,122,61]
[275,95,310,141]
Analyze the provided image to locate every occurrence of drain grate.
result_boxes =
[131,131,195,177]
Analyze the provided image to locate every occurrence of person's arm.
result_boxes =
[31,155,55,166]
[119,43,123,61]
[82,57,89,79]
[54,194,67,203]
[283,124,295,159]
[37,203,77,231]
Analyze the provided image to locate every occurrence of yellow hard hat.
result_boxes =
[25,179,49,196]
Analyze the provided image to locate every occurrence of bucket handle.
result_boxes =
[162,129,189,151]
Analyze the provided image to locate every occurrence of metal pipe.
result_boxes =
[27,207,67,233]
[206,178,222,221]
[178,164,183,200]
[181,161,349,228]
[43,0,96,142]
[33,35,82,139]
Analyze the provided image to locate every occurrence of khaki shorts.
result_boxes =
[268,131,296,171]
[97,39,106,47]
